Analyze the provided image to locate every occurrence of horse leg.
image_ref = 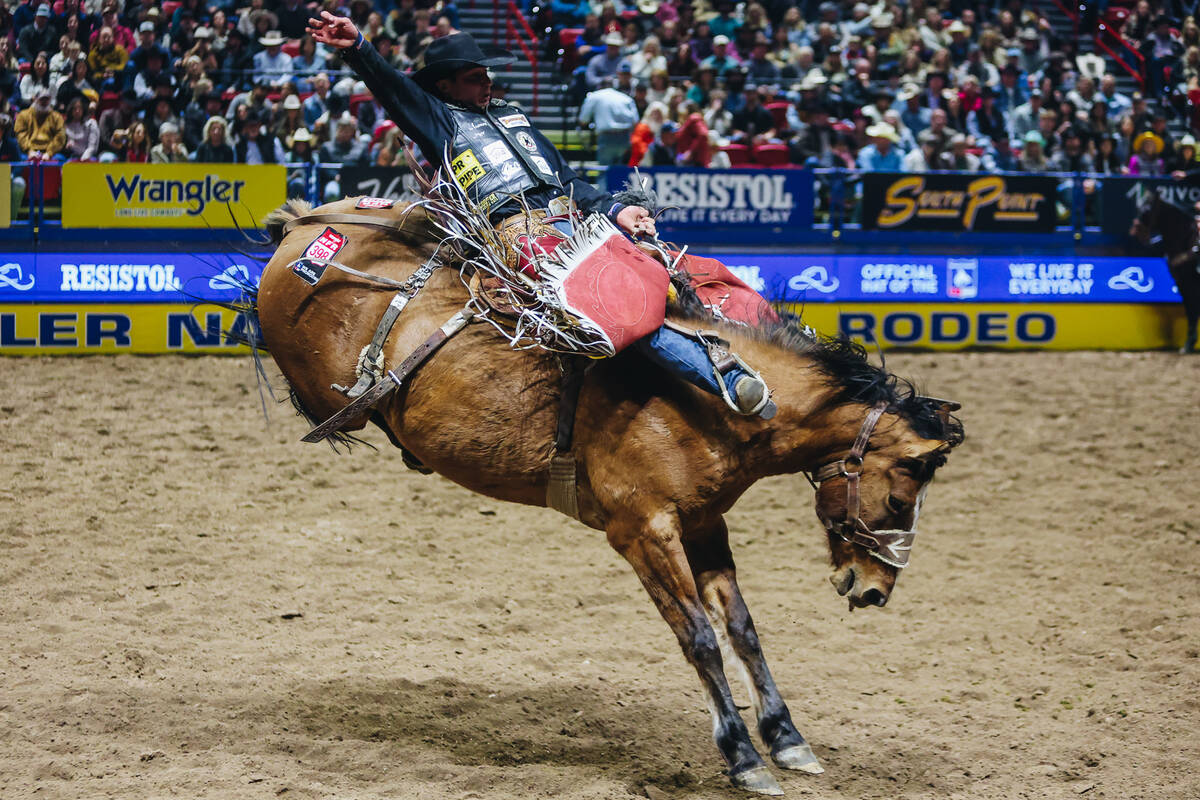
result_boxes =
[607,514,782,795]
[684,520,824,775]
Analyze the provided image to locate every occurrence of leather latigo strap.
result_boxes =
[283,212,421,236]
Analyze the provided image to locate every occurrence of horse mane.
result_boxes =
[669,280,963,448]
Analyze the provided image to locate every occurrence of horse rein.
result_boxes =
[805,402,920,569]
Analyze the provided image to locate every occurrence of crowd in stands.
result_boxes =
[555,0,1200,175]
[0,0,463,200]
[1,0,1198,200]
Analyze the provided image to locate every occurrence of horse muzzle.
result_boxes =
[830,564,892,609]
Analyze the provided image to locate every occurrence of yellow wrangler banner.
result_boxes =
[61,163,286,228]
[0,305,252,355]
[786,303,1187,350]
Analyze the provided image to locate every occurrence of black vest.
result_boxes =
[446,102,562,215]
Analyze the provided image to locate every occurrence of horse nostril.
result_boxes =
[831,569,855,596]
[862,588,888,607]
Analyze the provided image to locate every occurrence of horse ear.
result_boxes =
[919,395,961,413]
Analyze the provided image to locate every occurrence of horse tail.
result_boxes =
[263,198,314,246]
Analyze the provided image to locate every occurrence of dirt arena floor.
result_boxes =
[1,351,1197,800]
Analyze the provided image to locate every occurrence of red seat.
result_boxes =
[720,143,751,166]
[1188,89,1200,132]
[18,62,30,75]
[161,1,182,20]
[36,164,62,202]
[97,90,119,113]
[765,101,791,132]
[282,41,300,57]
[752,143,790,167]
[349,92,373,115]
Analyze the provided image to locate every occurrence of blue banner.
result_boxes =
[605,166,814,230]
[0,252,265,303]
[705,253,1177,304]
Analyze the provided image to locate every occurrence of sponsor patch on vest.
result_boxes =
[482,140,514,164]
[530,155,552,175]
[498,113,530,128]
[355,196,396,209]
[499,160,522,179]
[451,148,486,189]
[515,131,538,152]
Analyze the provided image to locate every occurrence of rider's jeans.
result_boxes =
[634,325,748,398]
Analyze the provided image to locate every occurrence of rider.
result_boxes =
[306,11,774,417]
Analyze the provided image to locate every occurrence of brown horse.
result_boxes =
[249,198,964,795]
[1131,191,1200,353]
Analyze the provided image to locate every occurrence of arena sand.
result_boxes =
[1,352,1197,800]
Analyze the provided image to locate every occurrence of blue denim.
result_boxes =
[634,326,748,398]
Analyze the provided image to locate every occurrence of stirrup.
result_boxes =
[679,325,776,418]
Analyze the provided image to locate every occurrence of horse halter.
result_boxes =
[806,402,922,570]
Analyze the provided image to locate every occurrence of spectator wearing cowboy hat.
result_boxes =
[857,122,903,171]
[700,34,740,77]
[586,32,629,89]
[286,127,317,199]
[253,30,293,86]
[1129,130,1165,175]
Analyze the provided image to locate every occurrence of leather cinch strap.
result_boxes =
[283,212,419,236]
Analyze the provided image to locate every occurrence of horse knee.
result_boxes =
[684,626,722,667]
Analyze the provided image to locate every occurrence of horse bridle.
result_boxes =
[805,402,923,570]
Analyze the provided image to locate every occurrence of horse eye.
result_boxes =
[887,494,907,514]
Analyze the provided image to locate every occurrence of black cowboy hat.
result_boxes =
[413,33,515,90]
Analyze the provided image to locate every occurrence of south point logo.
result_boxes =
[105,174,247,217]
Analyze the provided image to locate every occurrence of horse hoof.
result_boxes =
[730,765,784,795]
[773,744,824,774]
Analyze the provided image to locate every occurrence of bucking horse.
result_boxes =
[1131,190,1200,353]
[239,194,964,795]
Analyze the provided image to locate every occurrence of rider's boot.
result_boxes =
[634,325,777,419]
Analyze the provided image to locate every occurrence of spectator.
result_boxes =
[253,30,294,86]
[235,115,286,164]
[194,116,235,163]
[293,36,330,91]
[745,34,780,83]
[184,89,222,151]
[857,122,903,171]
[319,112,369,166]
[274,94,305,148]
[983,137,1021,172]
[967,86,1007,146]
[19,51,52,109]
[220,30,255,92]
[129,20,169,75]
[15,87,65,160]
[1050,127,1095,172]
[902,131,938,172]
[1019,130,1049,172]
[1098,74,1131,118]
[91,2,135,52]
[939,133,981,171]
[98,88,136,154]
[703,89,732,136]
[675,111,711,166]
[1129,130,1165,175]
[287,127,316,199]
[18,5,57,64]
[685,64,717,106]
[1170,134,1197,175]
[1094,134,1124,175]
[897,84,930,133]
[227,78,274,124]
[730,86,775,143]
[700,34,740,77]
[122,120,149,162]
[628,35,666,82]
[645,118,678,165]
[666,40,697,79]
[49,38,81,76]
[708,0,740,40]
[994,64,1026,116]
[131,49,172,101]
[1141,15,1182,97]
[145,95,181,143]
[55,55,95,109]
[586,32,627,89]
[61,95,98,160]
[1009,89,1044,143]
[579,77,639,165]
[629,100,666,166]
[87,26,128,90]
[303,72,332,127]
[150,121,190,163]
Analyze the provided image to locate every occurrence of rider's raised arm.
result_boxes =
[338,33,454,164]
